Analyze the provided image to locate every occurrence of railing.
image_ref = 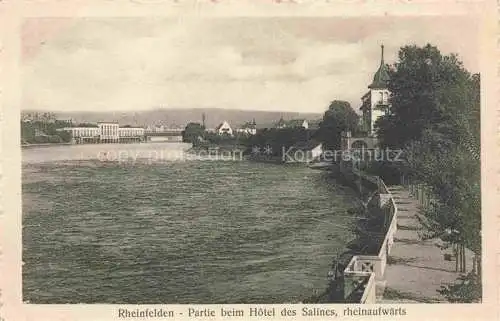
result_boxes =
[360,273,377,303]
[339,166,398,303]
[343,260,378,303]
[400,174,436,210]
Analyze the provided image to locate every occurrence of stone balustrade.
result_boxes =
[340,169,398,303]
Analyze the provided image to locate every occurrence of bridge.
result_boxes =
[144,129,183,142]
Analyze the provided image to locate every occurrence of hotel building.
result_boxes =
[60,122,145,144]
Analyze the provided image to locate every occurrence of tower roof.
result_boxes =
[368,45,390,89]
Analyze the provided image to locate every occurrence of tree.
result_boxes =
[376,44,481,301]
[317,100,359,150]
[376,44,476,149]
[182,122,205,144]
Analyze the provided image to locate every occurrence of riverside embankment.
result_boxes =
[321,162,476,303]
[21,142,72,148]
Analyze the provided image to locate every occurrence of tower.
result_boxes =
[202,112,206,129]
[361,44,391,136]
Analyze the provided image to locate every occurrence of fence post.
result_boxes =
[425,187,430,208]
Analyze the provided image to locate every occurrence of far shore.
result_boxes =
[21,141,163,149]
[21,142,73,149]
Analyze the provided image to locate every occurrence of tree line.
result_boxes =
[375,44,481,302]
[182,122,318,156]
[21,119,72,144]
[312,44,481,302]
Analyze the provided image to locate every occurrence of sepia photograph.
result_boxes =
[20,15,482,307]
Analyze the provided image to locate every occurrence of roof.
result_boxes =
[368,45,390,89]
[276,117,286,127]
[288,140,322,151]
[240,119,256,129]
[287,119,307,127]
[275,118,307,128]
[215,121,231,131]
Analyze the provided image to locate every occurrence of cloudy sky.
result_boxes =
[22,16,479,113]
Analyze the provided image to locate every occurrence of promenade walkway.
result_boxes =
[380,185,474,303]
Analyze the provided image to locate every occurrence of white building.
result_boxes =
[341,45,390,151]
[236,119,257,135]
[215,121,233,136]
[60,122,145,143]
[118,127,145,138]
[98,122,120,142]
[360,45,391,136]
[61,127,100,138]
[309,143,323,160]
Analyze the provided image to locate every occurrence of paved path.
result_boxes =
[379,185,474,303]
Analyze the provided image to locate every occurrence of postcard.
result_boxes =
[0,0,498,320]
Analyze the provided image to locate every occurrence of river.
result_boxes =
[22,142,359,303]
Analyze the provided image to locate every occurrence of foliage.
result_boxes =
[21,120,72,144]
[182,122,205,144]
[196,131,246,149]
[438,272,482,303]
[375,44,481,301]
[244,127,315,157]
[376,44,478,149]
[316,100,360,150]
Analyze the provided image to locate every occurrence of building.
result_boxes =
[118,126,145,142]
[98,122,120,142]
[236,119,257,135]
[360,45,391,136]
[276,117,287,129]
[60,122,144,144]
[215,121,233,136]
[340,45,391,151]
[283,141,323,164]
[276,117,309,129]
[59,126,99,143]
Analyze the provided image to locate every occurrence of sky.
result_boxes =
[22,16,479,113]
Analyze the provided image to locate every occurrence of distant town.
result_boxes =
[20,111,322,146]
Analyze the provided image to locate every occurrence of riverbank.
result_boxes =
[22,141,158,149]
[301,164,383,303]
[21,142,72,149]
[309,164,478,304]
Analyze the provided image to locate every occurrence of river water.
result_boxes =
[22,142,358,303]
